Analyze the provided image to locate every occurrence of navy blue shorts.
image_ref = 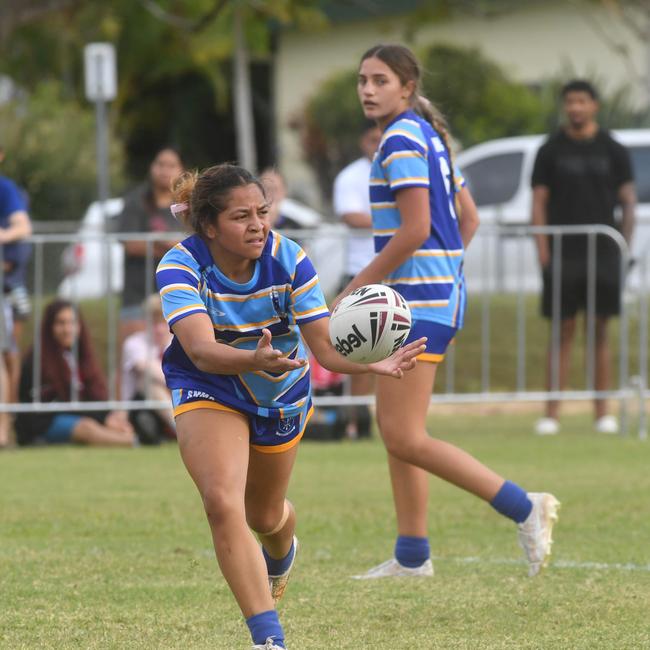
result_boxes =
[171,388,312,454]
[404,320,457,363]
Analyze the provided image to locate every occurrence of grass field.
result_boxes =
[1,412,649,649]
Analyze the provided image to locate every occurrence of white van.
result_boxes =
[456,129,650,291]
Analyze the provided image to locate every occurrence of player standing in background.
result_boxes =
[156,163,425,649]
[338,43,560,579]
[333,123,382,438]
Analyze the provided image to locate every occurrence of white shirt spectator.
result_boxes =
[333,157,375,276]
[121,330,167,401]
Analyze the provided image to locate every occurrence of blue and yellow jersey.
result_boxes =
[370,110,466,329]
[156,232,329,419]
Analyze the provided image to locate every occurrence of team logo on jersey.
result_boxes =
[208,305,226,318]
[277,417,296,437]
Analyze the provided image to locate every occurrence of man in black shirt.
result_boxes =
[531,80,636,436]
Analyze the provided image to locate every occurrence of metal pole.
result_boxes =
[638,254,648,441]
[232,5,257,172]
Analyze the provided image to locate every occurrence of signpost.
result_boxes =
[84,43,116,209]
[83,43,118,399]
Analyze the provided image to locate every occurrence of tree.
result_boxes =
[0,0,327,175]
[582,0,650,106]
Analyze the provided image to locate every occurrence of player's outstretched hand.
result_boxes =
[367,337,427,378]
[255,328,307,373]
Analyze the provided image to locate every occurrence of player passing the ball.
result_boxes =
[156,163,425,650]
[336,43,560,580]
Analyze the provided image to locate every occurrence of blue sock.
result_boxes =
[263,539,295,577]
[490,480,532,523]
[394,535,430,568]
[246,610,285,648]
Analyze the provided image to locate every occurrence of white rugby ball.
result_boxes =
[329,284,412,363]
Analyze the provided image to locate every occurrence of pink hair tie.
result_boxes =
[170,202,188,219]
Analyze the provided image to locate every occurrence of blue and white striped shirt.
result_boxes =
[156,231,329,419]
[370,110,466,328]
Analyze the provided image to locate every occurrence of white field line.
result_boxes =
[432,555,650,572]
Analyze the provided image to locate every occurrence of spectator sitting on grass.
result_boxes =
[121,293,175,442]
[14,300,136,447]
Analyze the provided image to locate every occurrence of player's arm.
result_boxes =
[172,313,306,375]
[338,186,429,297]
[618,181,636,246]
[0,210,31,244]
[300,316,425,378]
[531,185,550,268]
[456,185,480,249]
[342,211,372,229]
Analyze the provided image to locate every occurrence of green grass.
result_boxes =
[2,413,649,649]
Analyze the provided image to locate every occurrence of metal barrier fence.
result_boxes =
[0,224,646,440]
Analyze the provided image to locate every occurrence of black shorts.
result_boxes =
[541,260,621,320]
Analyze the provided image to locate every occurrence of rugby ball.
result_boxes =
[329,284,412,363]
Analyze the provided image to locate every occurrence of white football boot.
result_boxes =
[352,557,434,579]
[268,536,298,604]
[595,415,619,434]
[252,638,284,650]
[517,492,561,577]
[534,417,560,436]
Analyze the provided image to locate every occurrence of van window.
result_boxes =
[461,152,524,207]
[629,146,650,204]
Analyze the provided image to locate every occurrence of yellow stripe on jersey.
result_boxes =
[385,275,455,285]
[237,374,262,405]
[413,249,464,257]
[370,201,397,210]
[160,283,201,296]
[381,150,424,168]
[213,315,280,332]
[273,365,309,399]
[390,176,430,187]
[291,304,329,319]
[382,129,428,151]
[206,285,289,302]
[166,303,207,321]
[157,263,200,280]
[408,300,450,308]
[373,228,398,236]
[291,276,319,299]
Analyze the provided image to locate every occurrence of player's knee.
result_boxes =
[201,486,241,528]
[246,506,283,535]
[380,423,421,462]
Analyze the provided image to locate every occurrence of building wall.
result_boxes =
[274,2,647,211]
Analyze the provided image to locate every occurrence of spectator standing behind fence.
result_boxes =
[0,149,32,447]
[14,300,135,447]
[115,146,184,345]
[0,146,33,400]
[531,80,637,436]
[332,123,382,438]
[121,293,174,443]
